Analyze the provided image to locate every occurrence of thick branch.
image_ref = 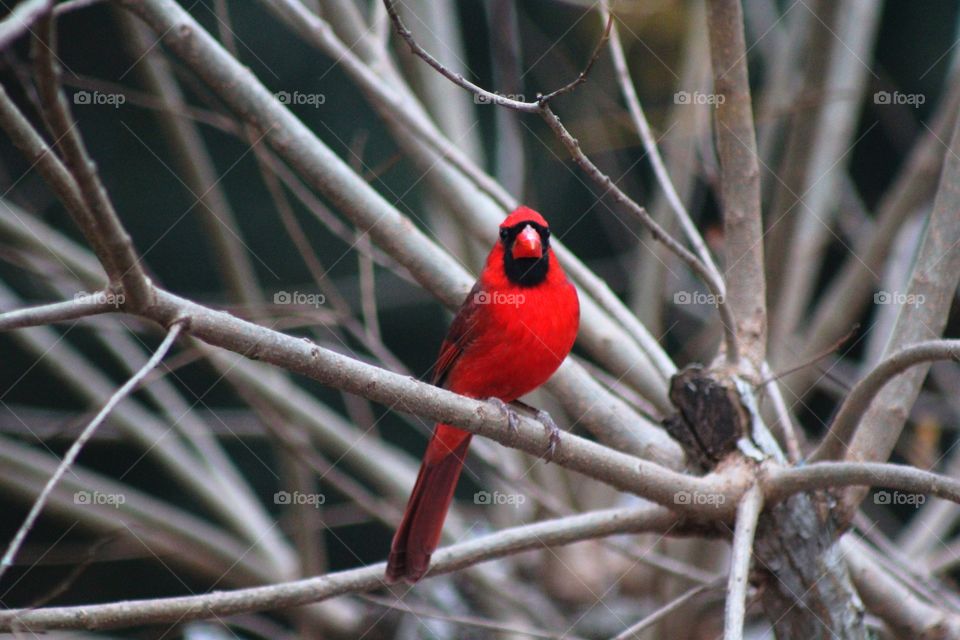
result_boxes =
[763,461,960,505]
[144,288,733,517]
[706,0,766,367]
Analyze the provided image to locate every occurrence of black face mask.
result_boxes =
[500,222,550,287]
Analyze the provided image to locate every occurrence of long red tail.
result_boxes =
[386,425,472,583]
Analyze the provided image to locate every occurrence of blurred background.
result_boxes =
[0,0,959,638]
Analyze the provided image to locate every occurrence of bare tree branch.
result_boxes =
[611,581,719,640]
[706,0,766,368]
[380,0,740,362]
[725,483,763,640]
[0,505,680,631]
[30,12,152,308]
[0,321,183,585]
[841,113,960,475]
[811,340,960,463]
[0,291,117,330]
[602,2,722,285]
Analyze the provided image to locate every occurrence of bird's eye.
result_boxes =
[499,228,509,240]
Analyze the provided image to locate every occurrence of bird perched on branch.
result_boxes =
[385,206,580,584]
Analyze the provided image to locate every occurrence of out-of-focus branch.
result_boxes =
[0,504,681,631]
[844,537,960,637]
[610,582,718,640]
[810,340,960,463]
[0,322,183,585]
[0,0,51,49]
[117,10,263,306]
[706,0,766,368]
[769,0,881,355]
[798,74,960,390]
[602,3,722,285]
[724,483,762,640]
[842,114,960,475]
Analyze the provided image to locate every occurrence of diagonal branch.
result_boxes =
[30,12,152,308]
[602,3,722,284]
[0,320,184,586]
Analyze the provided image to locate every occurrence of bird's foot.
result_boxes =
[486,397,520,435]
[536,409,561,462]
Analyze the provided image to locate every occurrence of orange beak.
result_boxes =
[511,225,543,259]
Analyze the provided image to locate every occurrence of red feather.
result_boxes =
[386,206,579,583]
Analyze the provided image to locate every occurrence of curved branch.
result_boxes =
[0,505,681,631]
[764,461,960,506]
[810,340,960,463]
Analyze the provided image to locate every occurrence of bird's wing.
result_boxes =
[431,283,485,389]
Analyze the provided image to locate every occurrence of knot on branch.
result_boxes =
[663,364,748,469]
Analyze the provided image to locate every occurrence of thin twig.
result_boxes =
[380,0,739,362]
[610,580,720,640]
[601,3,722,284]
[0,321,183,585]
[537,11,613,104]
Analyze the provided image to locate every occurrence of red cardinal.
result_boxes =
[385,206,580,584]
